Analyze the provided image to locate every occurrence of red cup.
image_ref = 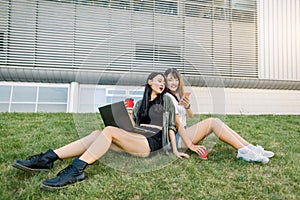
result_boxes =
[199,147,208,160]
[125,98,134,109]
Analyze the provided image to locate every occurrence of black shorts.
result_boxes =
[146,130,163,152]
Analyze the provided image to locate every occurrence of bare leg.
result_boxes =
[54,130,102,159]
[109,143,125,152]
[182,118,249,149]
[79,126,151,164]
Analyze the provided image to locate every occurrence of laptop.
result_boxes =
[98,101,156,134]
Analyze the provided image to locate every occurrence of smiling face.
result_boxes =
[166,73,179,94]
[148,74,166,96]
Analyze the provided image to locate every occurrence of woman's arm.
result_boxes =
[168,129,177,154]
[185,107,193,118]
[132,100,142,126]
[164,95,189,158]
[128,108,135,126]
[179,95,193,118]
[169,129,189,158]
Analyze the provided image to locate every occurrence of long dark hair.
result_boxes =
[164,68,185,99]
[136,72,167,124]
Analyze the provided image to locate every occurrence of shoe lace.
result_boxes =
[253,145,266,155]
[26,153,44,161]
[57,164,74,176]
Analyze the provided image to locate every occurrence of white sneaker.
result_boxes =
[248,144,275,158]
[237,147,269,164]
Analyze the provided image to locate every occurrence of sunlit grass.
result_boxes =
[0,113,299,199]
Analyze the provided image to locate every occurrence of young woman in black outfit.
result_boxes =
[12,72,178,190]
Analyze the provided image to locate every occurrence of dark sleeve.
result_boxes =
[164,95,176,132]
[133,100,142,124]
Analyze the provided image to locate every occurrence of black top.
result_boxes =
[139,97,164,127]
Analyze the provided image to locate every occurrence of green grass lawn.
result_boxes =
[0,113,299,199]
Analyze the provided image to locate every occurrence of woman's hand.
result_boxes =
[189,144,206,156]
[173,151,190,159]
[178,95,190,109]
[127,108,133,116]
[127,108,135,126]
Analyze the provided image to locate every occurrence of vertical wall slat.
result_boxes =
[296,0,300,79]
[259,0,300,81]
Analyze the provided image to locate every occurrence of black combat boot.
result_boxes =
[40,157,88,191]
[12,149,59,172]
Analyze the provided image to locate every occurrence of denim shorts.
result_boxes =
[175,132,182,149]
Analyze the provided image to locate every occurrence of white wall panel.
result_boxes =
[258,0,300,81]
[188,86,300,114]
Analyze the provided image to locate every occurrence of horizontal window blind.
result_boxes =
[0,0,258,83]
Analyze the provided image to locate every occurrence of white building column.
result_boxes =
[68,82,79,113]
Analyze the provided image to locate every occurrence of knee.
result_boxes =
[209,117,223,127]
[90,130,102,137]
[212,117,223,123]
[103,126,117,132]
[102,126,119,137]
[102,126,124,143]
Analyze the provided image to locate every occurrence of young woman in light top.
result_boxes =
[164,68,274,164]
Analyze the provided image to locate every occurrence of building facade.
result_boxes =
[0,0,299,114]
